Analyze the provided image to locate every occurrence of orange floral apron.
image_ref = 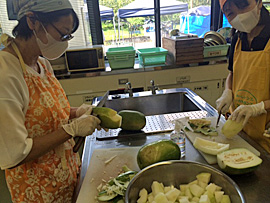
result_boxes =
[232,37,270,153]
[5,42,80,202]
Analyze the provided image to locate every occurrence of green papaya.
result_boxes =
[137,140,181,169]
[92,107,122,129]
[217,148,262,175]
[118,110,146,131]
[221,119,244,138]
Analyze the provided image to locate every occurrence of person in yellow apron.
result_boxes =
[0,0,101,202]
[216,0,270,153]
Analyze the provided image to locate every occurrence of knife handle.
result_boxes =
[73,137,85,153]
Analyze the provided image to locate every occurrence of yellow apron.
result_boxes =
[232,37,270,153]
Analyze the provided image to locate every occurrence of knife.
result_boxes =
[73,91,109,153]
[216,110,222,128]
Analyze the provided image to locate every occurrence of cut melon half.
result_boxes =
[92,107,122,129]
[193,137,230,155]
[217,148,262,175]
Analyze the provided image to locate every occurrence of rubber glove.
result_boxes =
[216,89,233,114]
[76,103,93,118]
[230,101,267,126]
[62,114,101,137]
[263,129,270,138]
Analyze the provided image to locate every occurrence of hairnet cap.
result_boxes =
[11,0,73,20]
[219,0,227,9]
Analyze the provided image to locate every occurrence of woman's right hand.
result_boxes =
[62,114,101,137]
[216,89,233,114]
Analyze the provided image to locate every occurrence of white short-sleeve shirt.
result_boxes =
[0,51,54,169]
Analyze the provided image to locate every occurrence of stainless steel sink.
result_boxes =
[92,88,216,117]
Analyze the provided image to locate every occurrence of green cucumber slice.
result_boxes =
[97,191,118,201]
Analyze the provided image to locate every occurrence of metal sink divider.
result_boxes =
[96,110,208,140]
[92,88,218,140]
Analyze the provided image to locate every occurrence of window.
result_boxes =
[0,0,89,48]
[179,1,213,38]
[84,0,119,51]
[0,0,227,51]
[101,0,190,49]
[0,1,17,37]
[87,0,164,51]
[263,0,270,11]
[84,0,218,50]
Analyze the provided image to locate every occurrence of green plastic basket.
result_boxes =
[203,44,230,58]
[106,46,136,69]
[137,47,168,66]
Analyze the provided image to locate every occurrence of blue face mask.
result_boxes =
[33,23,68,60]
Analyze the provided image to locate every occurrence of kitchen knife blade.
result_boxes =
[95,91,110,108]
[216,110,222,128]
[73,91,109,153]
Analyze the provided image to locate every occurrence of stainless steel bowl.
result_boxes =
[125,160,245,203]
[204,31,227,45]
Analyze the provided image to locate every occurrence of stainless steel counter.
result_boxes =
[74,89,270,203]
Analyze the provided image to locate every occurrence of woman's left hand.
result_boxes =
[230,101,267,126]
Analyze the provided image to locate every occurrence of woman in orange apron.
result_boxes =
[0,1,100,202]
[216,0,270,153]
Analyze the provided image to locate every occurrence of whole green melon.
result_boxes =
[137,140,181,169]
[118,110,146,131]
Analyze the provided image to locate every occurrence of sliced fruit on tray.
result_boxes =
[221,119,244,139]
[137,140,181,169]
[193,137,230,155]
[217,148,262,175]
[188,118,218,136]
[92,107,122,129]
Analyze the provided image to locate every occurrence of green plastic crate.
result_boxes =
[203,44,230,58]
[137,47,168,66]
[106,46,136,69]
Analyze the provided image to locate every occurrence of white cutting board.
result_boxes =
[76,147,141,203]
[184,117,260,165]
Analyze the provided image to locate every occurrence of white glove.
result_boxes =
[230,101,267,126]
[62,114,101,137]
[76,104,93,118]
[216,89,233,114]
[264,129,270,138]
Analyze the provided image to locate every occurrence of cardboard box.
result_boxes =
[162,37,204,65]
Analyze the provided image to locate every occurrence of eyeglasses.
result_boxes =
[50,23,74,41]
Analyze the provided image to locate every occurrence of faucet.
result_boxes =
[150,80,159,94]
[125,82,133,97]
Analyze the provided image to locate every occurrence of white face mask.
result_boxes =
[229,2,261,33]
[34,24,68,60]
